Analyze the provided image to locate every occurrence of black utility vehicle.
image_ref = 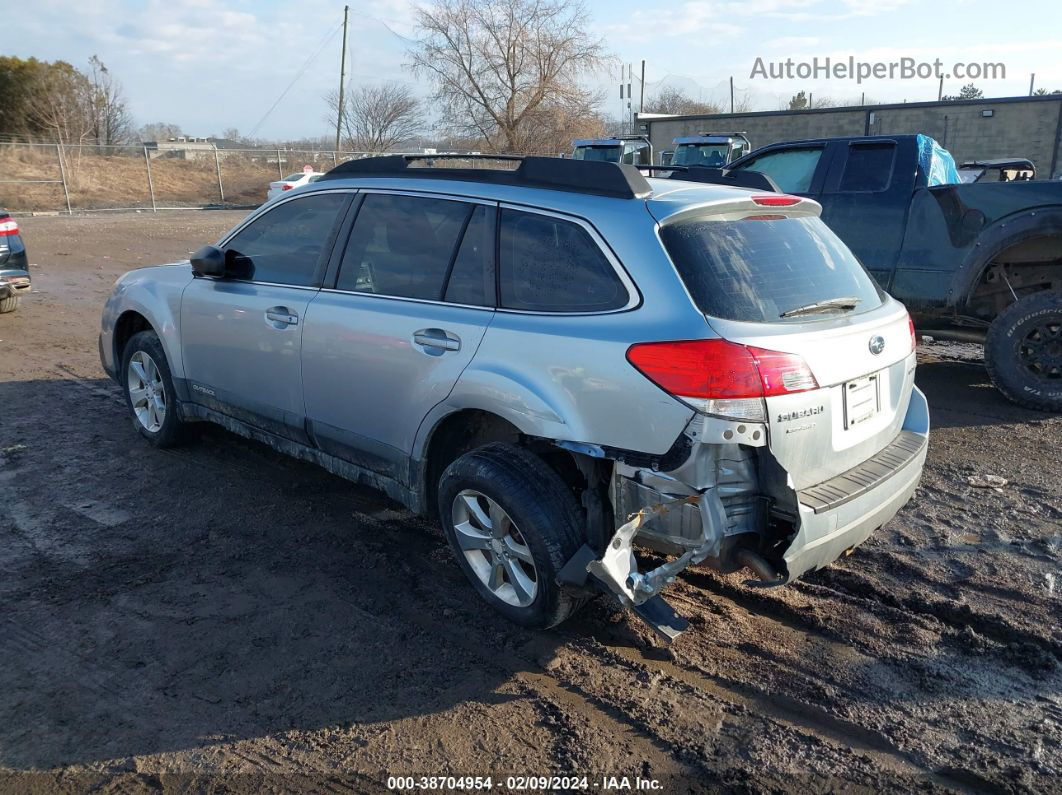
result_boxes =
[725,135,1062,411]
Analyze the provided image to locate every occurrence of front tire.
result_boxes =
[985,290,1062,412]
[438,443,586,629]
[0,295,19,314]
[121,329,185,447]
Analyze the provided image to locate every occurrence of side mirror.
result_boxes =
[190,245,227,277]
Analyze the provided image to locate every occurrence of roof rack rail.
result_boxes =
[319,154,652,199]
[635,164,779,192]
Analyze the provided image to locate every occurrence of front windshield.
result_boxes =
[672,144,729,167]
[572,146,621,163]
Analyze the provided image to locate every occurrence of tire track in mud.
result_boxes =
[385,551,967,792]
[796,569,1062,671]
[562,628,994,793]
[327,579,707,787]
[670,564,1061,791]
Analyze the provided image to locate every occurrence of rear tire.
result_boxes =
[985,290,1062,412]
[0,295,19,314]
[438,443,587,629]
[121,330,185,447]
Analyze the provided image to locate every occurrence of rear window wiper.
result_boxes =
[779,296,861,318]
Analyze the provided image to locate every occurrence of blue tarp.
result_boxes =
[917,133,960,186]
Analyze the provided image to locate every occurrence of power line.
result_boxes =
[247,22,343,140]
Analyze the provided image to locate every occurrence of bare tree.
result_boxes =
[138,121,183,142]
[516,90,606,154]
[85,55,133,146]
[327,82,422,152]
[644,86,721,116]
[731,90,756,113]
[408,0,609,152]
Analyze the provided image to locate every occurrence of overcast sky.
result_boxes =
[6,0,1061,141]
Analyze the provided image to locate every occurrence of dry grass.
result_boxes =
[0,145,335,212]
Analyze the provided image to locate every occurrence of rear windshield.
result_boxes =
[660,215,884,323]
[573,146,620,163]
[672,144,729,167]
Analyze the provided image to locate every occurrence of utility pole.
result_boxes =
[620,64,628,132]
[335,4,349,152]
[937,75,943,101]
[729,76,734,113]
[1029,73,1036,95]
[639,60,645,115]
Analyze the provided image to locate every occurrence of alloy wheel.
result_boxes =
[451,489,538,607]
[127,351,167,432]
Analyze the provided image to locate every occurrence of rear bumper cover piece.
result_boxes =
[783,386,929,581]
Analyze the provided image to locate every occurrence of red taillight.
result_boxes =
[0,219,18,236]
[751,195,801,207]
[907,313,917,352]
[282,184,294,191]
[626,339,818,402]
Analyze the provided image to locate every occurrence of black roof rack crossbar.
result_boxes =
[319,154,652,199]
[635,164,780,192]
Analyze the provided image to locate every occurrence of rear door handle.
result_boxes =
[413,328,460,351]
[265,306,299,327]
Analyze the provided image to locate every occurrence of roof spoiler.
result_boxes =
[636,165,780,192]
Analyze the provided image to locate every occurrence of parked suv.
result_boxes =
[99,156,929,638]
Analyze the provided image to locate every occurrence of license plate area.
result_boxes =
[844,372,880,429]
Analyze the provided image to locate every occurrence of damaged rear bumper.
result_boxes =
[578,386,929,634]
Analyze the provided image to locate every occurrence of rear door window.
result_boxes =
[498,209,628,312]
[224,192,348,286]
[336,193,471,300]
[838,142,896,192]
[731,147,824,193]
[660,215,884,323]
[444,204,496,306]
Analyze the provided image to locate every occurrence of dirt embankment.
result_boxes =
[0,146,337,212]
[1,212,1060,793]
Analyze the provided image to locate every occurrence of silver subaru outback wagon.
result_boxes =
[99,155,929,639]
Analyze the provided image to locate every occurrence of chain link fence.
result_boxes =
[0,142,415,214]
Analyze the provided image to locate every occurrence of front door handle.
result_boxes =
[413,328,460,352]
[265,306,299,327]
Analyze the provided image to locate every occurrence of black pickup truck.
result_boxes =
[724,135,1062,412]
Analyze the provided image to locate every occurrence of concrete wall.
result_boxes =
[642,95,1062,178]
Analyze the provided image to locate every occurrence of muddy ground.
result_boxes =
[0,211,1059,794]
